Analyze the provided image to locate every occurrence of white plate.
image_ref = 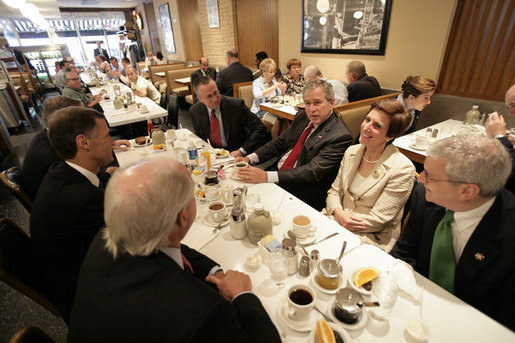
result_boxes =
[347,266,381,296]
[213,148,230,159]
[308,321,353,343]
[230,173,242,181]
[311,273,346,295]
[276,298,319,333]
[328,299,368,331]
[133,138,152,147]
[140,109,149,114]
[202,212,230,227]
[409,143,426,151]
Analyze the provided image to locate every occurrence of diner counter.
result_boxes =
[114,129,515,342]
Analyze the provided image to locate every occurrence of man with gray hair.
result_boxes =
[68,157,281,342]
[235,80,353,210]
[346,60,381,102]
[215,49,253,96]
[62,71,104,110]
[304,65,348,105]
[391,135,515,331]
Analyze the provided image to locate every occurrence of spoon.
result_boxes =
[313,305,334,323]
[336,241,347,265]
[212,214,230,233]
[287,230,309,256]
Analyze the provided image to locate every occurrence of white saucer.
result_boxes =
[213,148,230,159]
[311,273,346,295]
[140,109,149,114]
[409,143,427,151]
[347,266,381,296]
[230,173,242,181]
[283,231,316,245]
[276,298,319,332]
[328,299,368,331]
[308,321,353,343]
[202,213,230,227]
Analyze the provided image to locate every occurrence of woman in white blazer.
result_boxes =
[325,99,416,252]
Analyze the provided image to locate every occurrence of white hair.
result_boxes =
[103,156,194,258]
[427,135,511,197]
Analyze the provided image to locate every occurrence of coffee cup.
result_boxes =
[292,215,315,239]
[127,103,138,112]
[208,201,226,222]
[232,161,249,179]
[140,104,149,113]
[412,135,428,149]
[287,284,316,322]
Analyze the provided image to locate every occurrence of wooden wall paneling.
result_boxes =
[144,1,161,55]
[235,0,278,68]
[177,0,203,62]
[437,0,515,101]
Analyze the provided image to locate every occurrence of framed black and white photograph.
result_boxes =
[158,3,176,54]
[301,0,392,55]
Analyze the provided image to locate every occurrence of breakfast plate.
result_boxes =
[347,266,381,296]
[408,143,426,151]
[308,321,353,343]
[213,148,229,159]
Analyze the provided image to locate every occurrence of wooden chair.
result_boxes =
[232,81,253,109]
[1,167,32,212]
[0,218,61,317]
[149,63,185,86]
[8,326,54,343]
[333,92,401,142]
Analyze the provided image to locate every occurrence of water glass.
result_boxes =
[246,193,261,213]
[205,183,220,202]
[269,249,288,285]
[369,274,399,322]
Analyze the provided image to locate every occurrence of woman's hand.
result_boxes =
[333,208,366,231]
[277,82,287,95]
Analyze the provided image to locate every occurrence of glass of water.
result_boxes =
[269,249,288,286]
[369,273,399,322]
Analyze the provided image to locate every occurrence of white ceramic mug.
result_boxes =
[232,161,249,179]
[208,201,226,223]
[412,135,428,148]
[292,215,315,239]
[287,284,316,322]
[140,104,149,112]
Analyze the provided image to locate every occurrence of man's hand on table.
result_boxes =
[113,139,131,151]
[333,208,366,231]
[485,111,506,136]
[205,270,252,302]
[237,166,267,183]
[234,156,250,163]
[230,150,243,158]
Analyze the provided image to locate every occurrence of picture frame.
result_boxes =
[301,0,392,55]
[158,3,176,54]
[207,0,220,28]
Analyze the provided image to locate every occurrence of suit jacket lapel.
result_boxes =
[302,112,335,154]
[344,145,364,192]
[198,105,211,139]
[353,145,396,199]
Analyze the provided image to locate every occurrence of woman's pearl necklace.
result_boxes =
[363,155,380,163]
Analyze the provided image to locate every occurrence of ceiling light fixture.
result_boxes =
[2,0,26,9]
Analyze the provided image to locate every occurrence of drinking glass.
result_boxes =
[368,274,399,322]
[205,183,220,202]
[269,249,288,286]
[246,193,261,213]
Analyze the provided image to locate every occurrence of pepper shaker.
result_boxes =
[298,255,311,277]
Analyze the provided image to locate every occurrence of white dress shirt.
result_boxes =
[65,161,100,187]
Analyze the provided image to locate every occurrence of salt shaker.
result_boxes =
[298,255,311,277]
[310,250,320,271]
[281,238,298,275]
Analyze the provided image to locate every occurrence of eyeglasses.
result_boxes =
[421,169,467,184]
[68,78,80,81]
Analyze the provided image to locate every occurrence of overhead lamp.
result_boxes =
[353,11,364,19]
[319,16,327,26]
[2,0,26,9]
[316,0,329,13]
[20,3,40,19]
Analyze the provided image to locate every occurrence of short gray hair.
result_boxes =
[303,79,334,101]
[103,157,194,258]
[304,65,322,81]
[426,135,511,197]
[42,96,82,124]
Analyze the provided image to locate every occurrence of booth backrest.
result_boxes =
[334,92,401,141]
[149,63,185,85]
[233,81,253,108]
[166,67,199,93]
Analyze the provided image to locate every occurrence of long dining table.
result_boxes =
[113,129,514,342]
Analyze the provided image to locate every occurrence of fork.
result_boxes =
[212,215,230,233]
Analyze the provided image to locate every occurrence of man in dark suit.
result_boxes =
[346,60,381,102]
[215,49,253,96]
[93,41,109,61]
[191,57,217,102]
[190,76,267,157]
[391,135,515,331]
[236,80,353,210]
[68,157,281,342]
[30,107,116,321]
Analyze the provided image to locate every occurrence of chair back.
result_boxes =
[165,67,198,95]
[0,218,60,316]
[136,62,149,79]
[233,81,253,108]
[8,326,54,343]
[0,167,32,212]
[149,63,185,85]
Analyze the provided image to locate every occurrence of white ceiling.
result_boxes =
[0,0,146,20]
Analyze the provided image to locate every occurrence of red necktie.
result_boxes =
[210,109,222,148]
[181,253,194,273]
[280,123,314,170]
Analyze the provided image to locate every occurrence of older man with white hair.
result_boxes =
[68,156,281,342]
[304,65,348,105]
[391,135,515,331]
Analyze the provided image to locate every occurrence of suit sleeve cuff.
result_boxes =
[239,147,247,156]
[267,171,279,184]
[247,153,259,164]
[231,291,254,303]
[208,266,223,276]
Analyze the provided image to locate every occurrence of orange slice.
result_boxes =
[316,319,335,343]
[353,267,380,288]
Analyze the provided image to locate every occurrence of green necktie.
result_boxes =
[429,210,456,294]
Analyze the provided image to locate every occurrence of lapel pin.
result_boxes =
[373,170,379,178]
[474,253,485,261]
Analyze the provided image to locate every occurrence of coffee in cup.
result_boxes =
[292,215,315,239]
[232,161,249,179]
[208,201,226,222]
[287,284,316,322]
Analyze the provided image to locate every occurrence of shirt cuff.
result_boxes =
[267,171,279,184]
[239,147,247,156]
[231,291,254,302]
[247,153,259,164]
[208,266,222,276]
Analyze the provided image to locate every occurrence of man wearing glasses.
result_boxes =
[62,72,104,110]
[391,135,515,331]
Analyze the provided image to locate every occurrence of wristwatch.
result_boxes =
[494,134,506,139]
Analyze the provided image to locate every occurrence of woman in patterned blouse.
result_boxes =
[280,58,305,95]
